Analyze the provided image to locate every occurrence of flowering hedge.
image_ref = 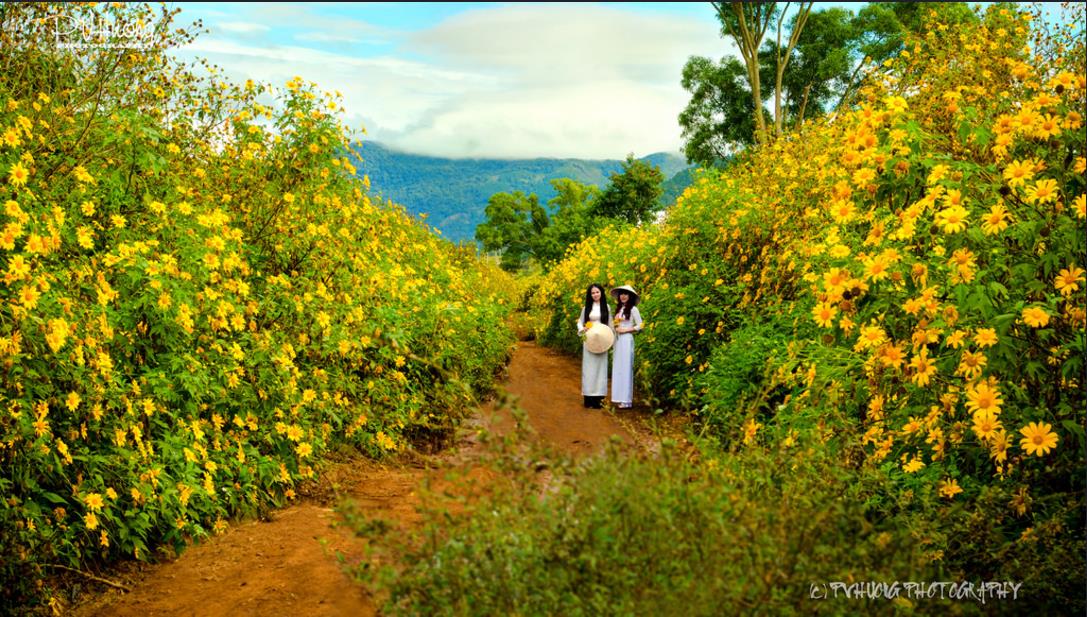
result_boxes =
[0,3,516,608]
[537,4,1084,603]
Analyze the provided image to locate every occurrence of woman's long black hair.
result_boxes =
[582,283,608,325]
[614,289,638,320]
[615,298,631,321]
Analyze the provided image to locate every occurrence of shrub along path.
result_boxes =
[72,341,652,616]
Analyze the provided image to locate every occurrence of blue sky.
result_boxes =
[171,2,1071,160]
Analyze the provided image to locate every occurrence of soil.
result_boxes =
[70,341,676,616]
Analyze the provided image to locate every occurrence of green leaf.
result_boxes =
[1060,420,1085,450]
[42,492,68,505]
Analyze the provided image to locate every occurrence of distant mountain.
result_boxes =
[354,142,692,242]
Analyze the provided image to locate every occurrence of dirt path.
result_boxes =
[73,341,650,617]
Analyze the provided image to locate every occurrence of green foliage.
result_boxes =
[534,179,603,267]
[475,168,667,273]
[679,56,761,164]
[474,191,549,271]
[658,165,697,207]
[696,315,800,435]
[352,440,943,616]
[592,154,665,225]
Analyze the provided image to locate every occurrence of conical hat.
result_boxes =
[610,285,639,305]
[585,322,615,354]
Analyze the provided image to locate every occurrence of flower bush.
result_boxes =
[537,4,1085,605]
[0,3,516,608]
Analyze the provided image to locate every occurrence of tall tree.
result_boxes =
[710,2,813,142]
[710,1,776,144]
[769,7,855,128]
[592,155,664,226]
[769,2,813,136]
[474,191,548,272]
[535,178,601,266]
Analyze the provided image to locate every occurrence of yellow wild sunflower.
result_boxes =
[1018,422,1058,456]
[1021,306,1050,328]
[966,381,1003,416]
[1054,267,1084,297]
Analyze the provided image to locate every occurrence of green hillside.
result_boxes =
[355,142,691,241]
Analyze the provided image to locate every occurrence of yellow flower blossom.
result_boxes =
[812,302,837,328]
[972,409,1003,441]
[973,328,997,348]
[77,226,95,249]
[902,456,925,473]
[1023,178,1059,204]
[742,418,761,445]
[1021,306,1050,328]
[943,330,969,349]
[966,381,1003,416]
[1018,422,1058,456]
[935,204,968,233]
[879,342,905,369]
[8,161,29,186]
[981,204,1010,234]
[1002,159,1035,187]
[926,164,949,185]
[908,347,936,386]
[83,493,104,511]
[1054,267,1084,297]
[72,165,95,184]
[938,478,963,498]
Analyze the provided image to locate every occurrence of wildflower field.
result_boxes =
[0,3,517,609]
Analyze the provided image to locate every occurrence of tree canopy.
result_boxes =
[475,191,549,271]
[591,154,665,225]
[680,2,980,167]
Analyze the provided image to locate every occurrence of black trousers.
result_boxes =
[583,395,604,409]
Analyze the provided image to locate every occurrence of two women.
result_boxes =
[577,283,643,409]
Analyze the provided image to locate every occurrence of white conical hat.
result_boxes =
[610,285,639,305]
[584,322,615,354]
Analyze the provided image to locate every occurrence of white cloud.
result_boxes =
[387,80,691,159]
[175,3,731,159]
[390,4,729,158]
[411,4,722,86]
[241,3,394,42]
[178,38,499,134]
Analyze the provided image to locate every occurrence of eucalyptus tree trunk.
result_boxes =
[773,2,813,137]
[713,1,774,144]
